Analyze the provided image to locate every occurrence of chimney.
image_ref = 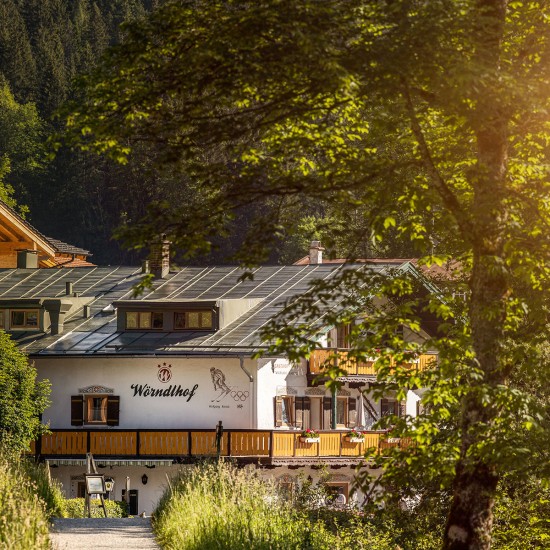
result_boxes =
[141,260,150,274]
[149,236,170,279]
[43,299,73,335]
[17,249,38,269]
[66,282,73,295]
[309,241,325,265]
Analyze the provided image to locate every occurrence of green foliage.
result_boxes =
[0,78,42,214]
[492,476,550,549]
[64,498,128,518]
[63,0,550,546]
[0,331,50,457]
[21,461,66,519]
[154,461,308,549]
[0,0,168,266]
[0,457,51,549]
[154,461,400,550]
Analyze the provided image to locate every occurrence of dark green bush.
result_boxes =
[65,498,128,518]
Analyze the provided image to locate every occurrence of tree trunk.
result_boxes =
[443,1,508,548]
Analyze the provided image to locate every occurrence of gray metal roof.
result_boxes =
[1,263,412,356]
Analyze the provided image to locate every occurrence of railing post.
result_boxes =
[269,431,274,458]
[331,385,337,430]
[35,435,42,462]
[188,431,192,457]
[136,431,140,457]
[87,431,91,453]
[215,421,223,459]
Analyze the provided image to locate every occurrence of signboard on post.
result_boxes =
[85,475,106,495]
[84,454,108,518]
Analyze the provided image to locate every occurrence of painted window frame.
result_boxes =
[173,310,214,330]
[380,398,401,417]
[336,396,349,428]
[10,309,40,329]
[84,395,109,425]
[125,311,164,330]
[325,482,350,504]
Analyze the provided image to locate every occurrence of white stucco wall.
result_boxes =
[50,464,172,515]
[36,356,256,430]
[406,390,421,416]
[256,357,308,429]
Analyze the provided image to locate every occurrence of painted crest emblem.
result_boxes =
[157,363,172,383]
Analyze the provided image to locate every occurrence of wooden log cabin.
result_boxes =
[0,200,94,268]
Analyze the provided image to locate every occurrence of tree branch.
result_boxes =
[402,82,476,245]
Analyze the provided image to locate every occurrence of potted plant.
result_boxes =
[300,429,320,443]
[345,429,365,443]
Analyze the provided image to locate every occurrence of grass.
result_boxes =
[153,461,397,550]
[154,461,307,549]
[0,456,52,549]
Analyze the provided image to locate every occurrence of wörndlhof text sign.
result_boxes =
[130,383,198,401]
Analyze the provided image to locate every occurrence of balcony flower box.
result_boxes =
[300,429,320,443]
[344,429,366,443]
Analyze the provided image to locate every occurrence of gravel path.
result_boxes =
[50,518,161,549]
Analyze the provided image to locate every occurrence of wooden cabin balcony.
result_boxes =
[33,429,407,464]
[308,349,438,377]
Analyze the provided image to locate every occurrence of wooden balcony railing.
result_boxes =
[309,349,438,376]
[34,429,407,461]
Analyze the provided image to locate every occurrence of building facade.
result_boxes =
[5,261,437,513]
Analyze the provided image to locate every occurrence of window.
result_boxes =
[85,396,108,424]
[278,481,295,502]
[77,482,86,498]
[11,309,39,329]
[274,396,310,428]
[336,397,348,427]
[125,311,163,330]
[281,396,294,425]
[322,396,357,429]
[325,482,349,505]
[336,324,351,348]
[328,323,352,348]
[381,398,401,417]
[174,310,213,330]
[0,310,4,329]
[71,395,120,426]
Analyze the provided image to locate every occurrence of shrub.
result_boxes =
[64,498,128,518]
[0,456,50,549]
[0,331,50,457]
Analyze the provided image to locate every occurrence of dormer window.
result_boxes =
[11,310,39,328]
[114,300,221,332]
[125,311,163,330]
[174,310,213,330]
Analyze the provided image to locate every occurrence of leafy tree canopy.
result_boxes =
[62,1,550,548]
[0,331,50,457]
